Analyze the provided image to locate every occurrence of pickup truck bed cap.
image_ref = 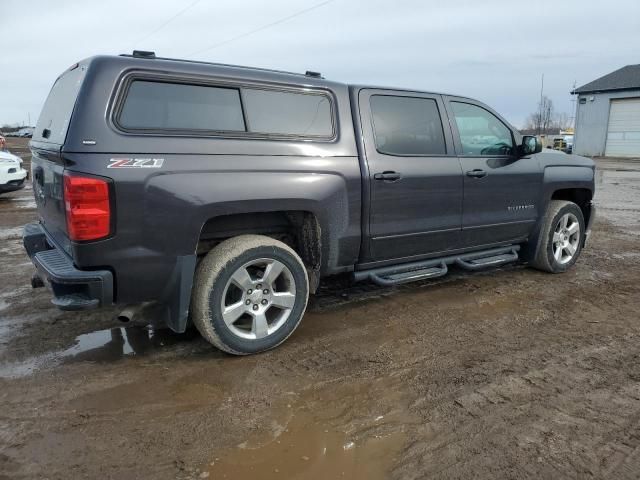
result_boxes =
[115,52,465,99]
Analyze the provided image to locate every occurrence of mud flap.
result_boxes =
[519,220,543,264]
[161,254,197,333]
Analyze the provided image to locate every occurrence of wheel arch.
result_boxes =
[196,210,323,293]
[522,178,594,263]
[550,188,593,227]
[529,199,586,273]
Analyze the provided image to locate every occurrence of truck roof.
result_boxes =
[77,53,346,91]
[86,53,465,100]
[119,52,326,81]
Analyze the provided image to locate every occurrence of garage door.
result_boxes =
[605,98,640,157]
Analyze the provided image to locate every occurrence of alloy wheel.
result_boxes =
[220,258,297,340]
[552,213,580,264]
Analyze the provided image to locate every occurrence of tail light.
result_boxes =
[63,172,111,241]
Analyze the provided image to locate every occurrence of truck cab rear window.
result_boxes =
[117,79,334,139]
[118,81,246,132]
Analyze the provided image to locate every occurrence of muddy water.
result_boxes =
[201,410,403,480]
[194,377,411,480]
[0,325,199,377]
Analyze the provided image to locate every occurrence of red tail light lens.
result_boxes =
[63,173,111,241]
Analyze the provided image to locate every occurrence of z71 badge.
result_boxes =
[108,158,164,168]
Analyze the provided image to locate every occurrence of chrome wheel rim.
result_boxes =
[220,258,297,340]
[552,213,580,265]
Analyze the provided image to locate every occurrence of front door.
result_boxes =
[359,89,463,263]
[444,98,543,247]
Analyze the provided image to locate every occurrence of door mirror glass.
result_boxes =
[521,135,542,155]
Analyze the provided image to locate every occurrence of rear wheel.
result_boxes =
[531,200,585,273]
[191,235,309,355]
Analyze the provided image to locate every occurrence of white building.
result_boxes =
[573,64,640,157]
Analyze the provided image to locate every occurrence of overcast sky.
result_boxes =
[2,0,639,128]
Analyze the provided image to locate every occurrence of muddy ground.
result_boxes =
[1,137,640,479]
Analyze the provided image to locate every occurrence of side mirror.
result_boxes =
[521,135,542,155]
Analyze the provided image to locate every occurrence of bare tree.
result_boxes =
[538,96,554,133]
[524,96,557,134]
[553,112,571,131]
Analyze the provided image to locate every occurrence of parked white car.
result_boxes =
[0,150,28,194]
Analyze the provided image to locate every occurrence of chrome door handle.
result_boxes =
[466,169,487,178]
[374,171,402,182]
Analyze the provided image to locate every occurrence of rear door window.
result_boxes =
[118,81,246,132]
[370,95,446,156]
[242,89,333,137]
[34,64,87,144]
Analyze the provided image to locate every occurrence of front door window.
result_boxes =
[451,102,513,156]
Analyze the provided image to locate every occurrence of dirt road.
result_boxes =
[1,137,640,479]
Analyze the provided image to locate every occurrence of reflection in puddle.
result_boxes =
[61,326,200,363]
[0,325,202,378]
[201,409,404,480]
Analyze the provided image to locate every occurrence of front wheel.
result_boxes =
[531,200,585,273]
[191,235,309,355]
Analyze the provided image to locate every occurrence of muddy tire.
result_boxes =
[531,200,585,273]
[191,235,309,355]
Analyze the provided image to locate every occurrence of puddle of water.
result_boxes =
[197,376,412,480]
[0,326,201,378]
[61,325,200,363]
[201,409,404,480]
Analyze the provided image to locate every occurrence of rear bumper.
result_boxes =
[23,222,113,311]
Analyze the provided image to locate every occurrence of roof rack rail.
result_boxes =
[118,52,325,80]
[131,50,156,58]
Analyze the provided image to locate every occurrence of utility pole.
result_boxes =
[538,73,544,135]
[569,81,577,130]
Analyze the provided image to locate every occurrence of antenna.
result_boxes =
[569,80,577,129]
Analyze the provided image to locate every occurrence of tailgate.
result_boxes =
[31,147,71,254]
[30,62,87,254]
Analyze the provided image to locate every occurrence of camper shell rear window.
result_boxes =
[33,64,87,145]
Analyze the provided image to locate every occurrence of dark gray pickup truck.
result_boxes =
[24,52,595,354]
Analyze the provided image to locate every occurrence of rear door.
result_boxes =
[358,89,463,262]
[444,97,543,247]
[31,63,87,254]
